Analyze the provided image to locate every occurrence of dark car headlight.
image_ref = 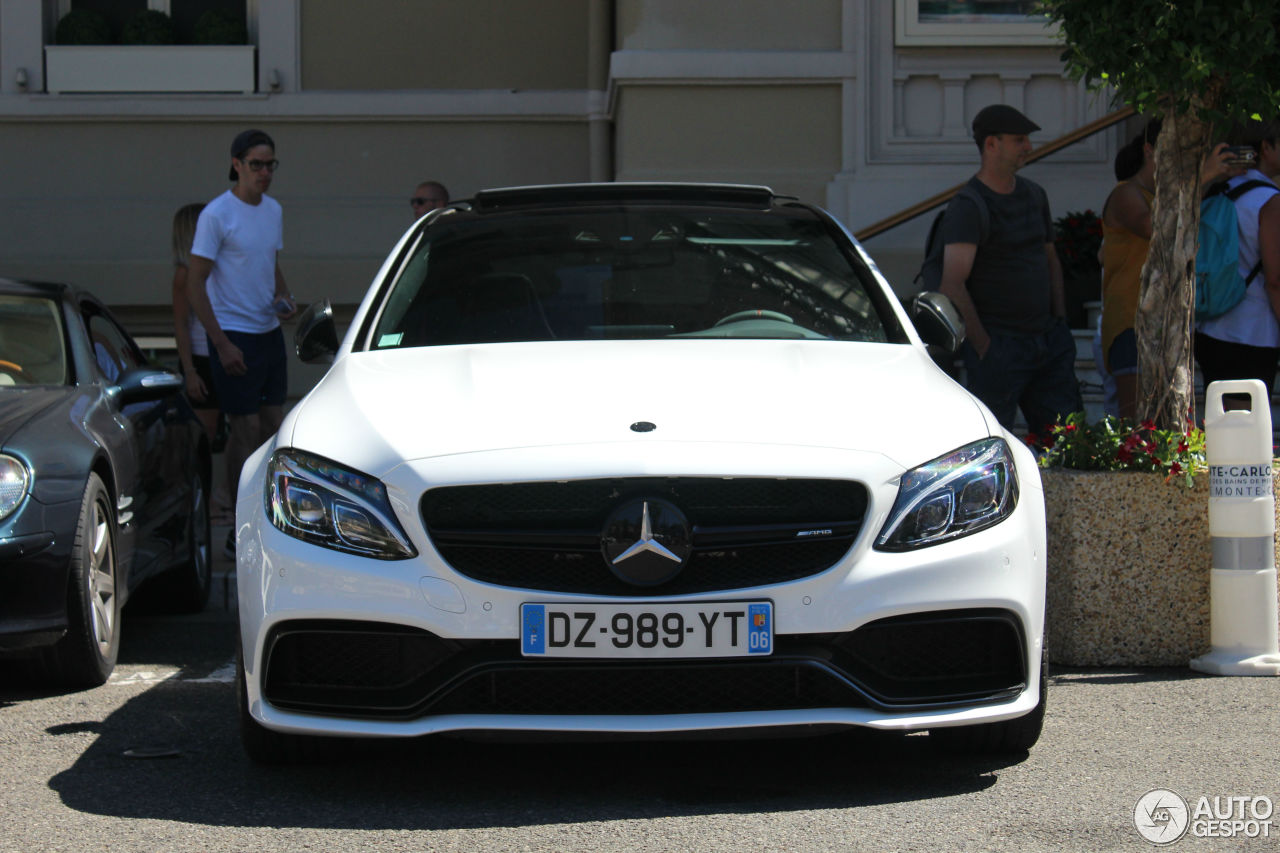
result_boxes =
[265,449,416,559]
[875,438,1018,551]
[0,454,30,521]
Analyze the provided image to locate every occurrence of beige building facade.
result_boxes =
[0,0,1126,319]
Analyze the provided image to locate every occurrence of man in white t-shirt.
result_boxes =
[187,128,296,558]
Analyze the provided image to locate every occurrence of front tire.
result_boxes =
[41,472,120,687]
[238,647,329,764]
[930,648,1047,754]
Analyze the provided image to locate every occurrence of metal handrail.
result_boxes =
[854,105,1136,242]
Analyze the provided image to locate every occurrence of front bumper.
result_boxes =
[0,498,79,651]
[236,439,1046,738]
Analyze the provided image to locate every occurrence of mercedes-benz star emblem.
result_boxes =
[601,498,692,586]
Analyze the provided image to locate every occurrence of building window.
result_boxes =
[55,1,247,44]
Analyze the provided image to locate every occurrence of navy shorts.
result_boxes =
[207,328,287,416]
[1194,331,1280,400]
[1107,328,1138,376]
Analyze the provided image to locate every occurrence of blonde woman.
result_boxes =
[171,202,221,441]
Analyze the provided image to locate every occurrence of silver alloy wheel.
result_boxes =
[87,492,116,655]
[191,474,210,588]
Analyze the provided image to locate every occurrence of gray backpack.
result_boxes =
[914,183,990,292]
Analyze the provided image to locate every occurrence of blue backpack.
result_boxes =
[1194,179,1272,322]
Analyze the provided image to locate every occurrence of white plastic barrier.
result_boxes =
[1191,379,1280,676]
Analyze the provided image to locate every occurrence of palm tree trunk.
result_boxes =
[1136,109,1210,429]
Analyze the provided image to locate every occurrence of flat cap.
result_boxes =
[972,104,1040,141]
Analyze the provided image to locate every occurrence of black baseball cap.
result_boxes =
[972,104,1040,145]
[228,129,274,181]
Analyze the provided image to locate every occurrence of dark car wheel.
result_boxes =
[929,648,1048,755]
[238,647,331,765]
[41,472,120,687]
[167,468,212,613]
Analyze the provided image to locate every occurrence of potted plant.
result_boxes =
[1035,414,1280,666]
[1053,209,1102,330]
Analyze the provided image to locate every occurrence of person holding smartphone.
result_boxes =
[1195,120,1280,405]
[1100,120,1240,420]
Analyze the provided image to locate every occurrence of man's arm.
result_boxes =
[273,259,297,320]
[186,254,246,375]
[1045,242,1066,319]
[938,242,990,357]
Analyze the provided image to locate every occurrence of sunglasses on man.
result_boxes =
[239,158,280,173]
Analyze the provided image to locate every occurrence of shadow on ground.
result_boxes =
[42,678,1024,831]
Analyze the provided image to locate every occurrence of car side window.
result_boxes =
[84,311,140,382]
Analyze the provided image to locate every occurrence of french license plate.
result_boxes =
[520,601,773,658]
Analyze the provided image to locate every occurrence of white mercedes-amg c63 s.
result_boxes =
[234,183,1047,763]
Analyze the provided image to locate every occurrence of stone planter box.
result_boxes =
[44,45,255,94]
[1043,468,1280,666]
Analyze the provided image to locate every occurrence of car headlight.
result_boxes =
[0,454,30,521]
[875,438,1018,551]
[265,449,416,559]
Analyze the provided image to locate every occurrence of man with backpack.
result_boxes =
[930,104,1082,434]
[1194,120,1280,401]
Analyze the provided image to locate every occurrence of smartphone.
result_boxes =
[273,297,293,314]
[1224,145,1256,166]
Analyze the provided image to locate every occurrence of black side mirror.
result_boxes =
[295,299,338,364]
[111,367,184,405]
[909,291,965,354]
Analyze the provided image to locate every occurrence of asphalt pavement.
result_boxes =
[2,469,1279,850]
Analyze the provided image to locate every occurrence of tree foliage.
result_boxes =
[1039,1,1280,428]
[1041,0,1280,127]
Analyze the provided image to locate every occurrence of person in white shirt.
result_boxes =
[187,128,296,558]
[1194,120,1280,405]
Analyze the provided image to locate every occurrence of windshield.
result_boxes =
[367,205,897,349]
[0,295,68,386]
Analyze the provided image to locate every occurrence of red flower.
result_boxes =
[1170,461,1183,476]
[1117,447,1133,464]
[1177,439,1189,453]
[1063,423,1078,433]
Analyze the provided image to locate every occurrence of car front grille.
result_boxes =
[260,611,1027,721]
[420,477,868,595]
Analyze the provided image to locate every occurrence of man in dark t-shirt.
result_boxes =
[937,104,1082,434]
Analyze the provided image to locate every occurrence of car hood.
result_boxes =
[0,388,71,446]
[286,340,993,477]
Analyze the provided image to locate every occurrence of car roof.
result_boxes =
[0,277,72,300]
[467,182,790,213]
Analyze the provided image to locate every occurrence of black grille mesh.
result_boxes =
[434,539,854,596]
[421,477,867,595]
[260,611,1026,719]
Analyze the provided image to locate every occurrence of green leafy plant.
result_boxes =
[1038,0,1280,430]
[193,9,248,45]
[54,9,112,45]
[1053,209,1102,283]
[1032,412,1206,487]
[121,9,175,45]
